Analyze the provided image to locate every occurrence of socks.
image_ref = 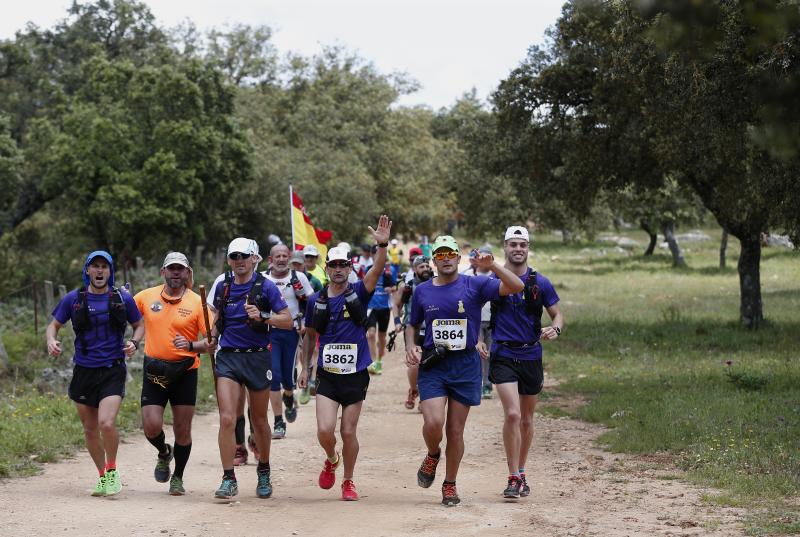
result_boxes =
[146,430,168,456]
[275,415,284,424]
[429,450,441,459]
[104,460,116,472]
[223,468,236,480]
[327,452,339,464]
[257,461,270,474]
[235,415,246,444]
[173,442,192,479]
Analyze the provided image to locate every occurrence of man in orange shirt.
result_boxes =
[134,252,217,495]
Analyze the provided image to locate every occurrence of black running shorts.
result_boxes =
[316,368,370,407]
[141,367,198,407]
[488,355,544,396]
[215,350,272,392]
[69,362,126,407]
[366,308,391,332]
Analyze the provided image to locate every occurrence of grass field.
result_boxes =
[1,228,798,534]
[528,228,800,535]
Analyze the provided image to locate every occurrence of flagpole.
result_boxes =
[289,184,296,251]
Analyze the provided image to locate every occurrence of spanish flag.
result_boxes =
[290,185,333,259]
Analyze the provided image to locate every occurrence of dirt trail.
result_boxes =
[0,352,746,536]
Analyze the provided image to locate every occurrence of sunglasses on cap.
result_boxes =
[229,252,252,260]
[326,260,351,269]
[432,250,458,260]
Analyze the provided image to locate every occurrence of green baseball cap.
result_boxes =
[432,235,460,253]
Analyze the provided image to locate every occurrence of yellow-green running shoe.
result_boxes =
[105,469,122,496]
[367,361,382,375]
[169,475,185,496]
[299,387,311,405]
[91,474,107,497]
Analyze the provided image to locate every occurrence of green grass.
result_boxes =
[532,227,800,535]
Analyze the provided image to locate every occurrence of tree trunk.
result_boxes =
[719,228,728,269]
[561,229,572,244]
[641,220,657,256]
[738,234,763,329]
[661,221,686,267]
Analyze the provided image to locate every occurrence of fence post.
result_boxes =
[58,285,67,299]
[44,280,54,315]
[195,245,205,268]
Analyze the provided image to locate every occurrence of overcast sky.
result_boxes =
[1,0,565,109]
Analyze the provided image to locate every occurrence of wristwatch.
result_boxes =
[377,242,388,248]
[129,339,140,350]
[554,326,561,336]
[260,310,271,322]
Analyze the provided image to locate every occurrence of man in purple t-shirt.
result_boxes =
[489,225,564,500]
[298,214,392,502]
[404,235,524,506]
[45,250,144,497]
[209,237,292,501]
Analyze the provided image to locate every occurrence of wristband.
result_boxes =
[554,326,561,336]
[377,242,388,248]
[130,339,140,350]
[188,341,194,352]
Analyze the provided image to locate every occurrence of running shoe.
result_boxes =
[233,443,248,466]
[341,479,359,501]
[309,378,317,397]
[284,392,298,423]
[367,361,382,375]
[168,475,185,496]
[247,434,260,461]
[299,387,311,405]
[405,388,418,410]
[256,469,273,498]
[272,420,286,439]
[441,482,460,506]
[481,385,493,399]
[318,452,341,489]
[214,477,238,499]
[105,469,122,496]
[91,474,106,497]
[417,452,440,488]
[503,475,522,499]
[154,444,173,483]
[519,473,531,497]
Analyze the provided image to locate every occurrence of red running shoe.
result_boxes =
[442,482,460,506]
[341,479,359,501]
[318,452,341,489]
[233,444,248,466]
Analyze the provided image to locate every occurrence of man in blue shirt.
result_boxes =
[209,238,292,500]
[404,235,523,506]
[490,226,564,499]
[298,215,392,502]
[366,258,396,375]
[46,250,144,497]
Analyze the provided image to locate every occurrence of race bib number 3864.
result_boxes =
[431,319,467,350]
[322,343,358,374]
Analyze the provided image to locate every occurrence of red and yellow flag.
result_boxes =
[290,186,333,260]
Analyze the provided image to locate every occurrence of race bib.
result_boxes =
[431,319,467,351]
[322,343,358,374]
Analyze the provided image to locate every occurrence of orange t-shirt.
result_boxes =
[134,286,206,369]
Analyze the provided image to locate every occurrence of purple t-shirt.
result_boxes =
[305,281,373,372]
[490,269,559,360]
[409,274,501,350]
[52,288,142,368]
[214,274,288,349]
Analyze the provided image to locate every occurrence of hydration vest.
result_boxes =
[71,286,128,354]
[489,270,543,334]
[310,284,369,336]
[214,272,270,335]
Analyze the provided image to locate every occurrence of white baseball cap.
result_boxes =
[391,239,398,245]
[162,251,190,268]
[227,237,262,261]
[326,247,350,263]
[504,226,530,242]
[303,244,320,257]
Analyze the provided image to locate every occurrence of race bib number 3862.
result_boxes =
[322,343,358,374]
[431,319,467,350]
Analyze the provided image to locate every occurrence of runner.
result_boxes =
[366,258,396,376]
[298,215,392,501]
[290,250,322,405]
[404,236,523,506]
[392,254,433,410]
[45,250,143,497]
[209,238,292,500]
[490,226,563,499]
[303,245,328,287]
[133,252,216,495]
[388,238,403,279]
[461,245,495,399]
[264,243,314,438]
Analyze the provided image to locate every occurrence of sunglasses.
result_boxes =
[327,261,350,269]
[229,252,252,260]
[433,251,458,260]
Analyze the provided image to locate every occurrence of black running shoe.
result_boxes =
[154,444,173,483]
[417,452,440,488]
[283,392,297,423]
[503,475,522,499]
[519,473,531,497]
